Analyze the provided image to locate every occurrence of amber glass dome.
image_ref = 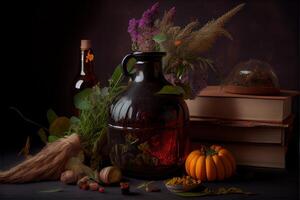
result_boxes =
[223,59,280,95]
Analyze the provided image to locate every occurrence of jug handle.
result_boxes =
[121,53,135,79]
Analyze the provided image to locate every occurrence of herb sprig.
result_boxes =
[69,59,136,169]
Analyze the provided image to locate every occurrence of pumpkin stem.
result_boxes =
[205,148,217,156]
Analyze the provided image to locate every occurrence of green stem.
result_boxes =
[205,148,217,156]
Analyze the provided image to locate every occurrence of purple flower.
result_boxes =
[127,2,161,51]
[138,2,159,28]
[128,18,139,42]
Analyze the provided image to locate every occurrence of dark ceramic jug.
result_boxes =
[108,52,189,179]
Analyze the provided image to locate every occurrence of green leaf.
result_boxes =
[46,109,58,125]
[70,116,80,125]
[49,117,70,136]
[100,87,109,97]
[109,60,135,89]
[48,135,60,143]
[74,88,93,110]
[127,58,136,71]
[109,64,122,87]
[38,128,48,144]
[153,33,167,43]
[39,188,63,193]
[156,85,185,95]
[69,116,80,133]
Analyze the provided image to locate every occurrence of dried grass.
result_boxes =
[158,3,245,70]
[0,134,81,183]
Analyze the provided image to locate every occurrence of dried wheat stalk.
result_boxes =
[186,3,245,56]
[0,134,81,183]
[159,3,245,65]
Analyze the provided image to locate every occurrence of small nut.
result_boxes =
[99,166,122,184]
[60,170,77,184]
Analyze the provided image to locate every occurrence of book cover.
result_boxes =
[185,86,298,122]
[188,115,294,145]
[189,124,285,145]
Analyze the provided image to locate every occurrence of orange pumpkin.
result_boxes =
[185,145,236,181]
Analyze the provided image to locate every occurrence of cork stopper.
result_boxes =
[80,40,92,50]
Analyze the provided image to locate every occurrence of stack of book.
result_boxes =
[186,86,298,168]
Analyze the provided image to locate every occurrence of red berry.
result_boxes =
[98,187,105,193]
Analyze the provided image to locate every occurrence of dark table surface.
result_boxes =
[0,152,299,200]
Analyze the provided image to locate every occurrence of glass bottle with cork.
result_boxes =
[71,39,98,115]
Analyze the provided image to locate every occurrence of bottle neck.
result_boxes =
[80,49,95,75]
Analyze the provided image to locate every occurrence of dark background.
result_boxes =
[1,0,299,171]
